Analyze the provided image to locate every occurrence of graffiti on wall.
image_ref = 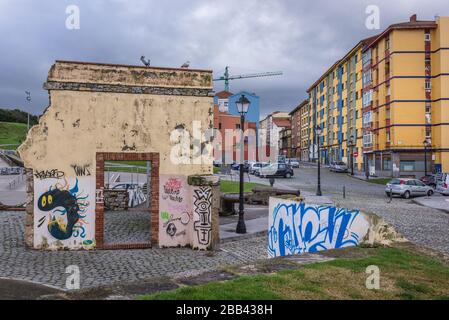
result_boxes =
[34,169,65,180]
[34,176,95,249]
[159,175,192,246]
[71,164,91,176]
[162,177,184,203]
[268,198,369,257]
[193,187,212,247]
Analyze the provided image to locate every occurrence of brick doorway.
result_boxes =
[95,153,159,250]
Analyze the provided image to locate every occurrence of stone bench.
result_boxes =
[220,187,301,215]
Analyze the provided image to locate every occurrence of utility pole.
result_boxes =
[25,91,32,131]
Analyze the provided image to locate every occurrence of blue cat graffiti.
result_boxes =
[268,198,369,257]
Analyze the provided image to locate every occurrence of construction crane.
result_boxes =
[213,66,283,92]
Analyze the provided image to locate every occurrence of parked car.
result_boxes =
[288,158,300,168]
[231,161,251,172]
[249,162,269,175]
[254,163,270,176]
[231,162,240,170]
[329,161,349,173]
[435,173,449,196]
[259,163,294,178]
[385,178,434,199]
[420,174,438,189]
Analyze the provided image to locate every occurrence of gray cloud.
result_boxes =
[0,0,446,118]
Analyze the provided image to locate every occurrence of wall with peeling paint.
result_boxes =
[18,61,215,250]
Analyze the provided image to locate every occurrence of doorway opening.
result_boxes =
[95,153,159,250]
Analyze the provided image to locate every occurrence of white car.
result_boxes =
[250,162,269,175]
[385,178,434,199]
[435,173,449,196]
[288,159,300,168]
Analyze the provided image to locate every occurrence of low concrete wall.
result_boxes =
[103,189,129,211]
[268,197,405,258]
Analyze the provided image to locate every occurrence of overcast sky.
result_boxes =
[0,0,447,118]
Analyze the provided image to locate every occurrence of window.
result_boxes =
[363,70,372,85]
[363,90,373,107]
[363,133,373,146]
[383,158,391,170]
[400,161,416,171]
[386,132,390,142]
[425,33,431,41]
[236,124,241,129]
[219,123,222,129]
[425,103,431,113]
[385,38,390,50]
[425,81,432,90]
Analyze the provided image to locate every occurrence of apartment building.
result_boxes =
[307,37,376,171]
[289,99,310,161]
[303,15,449,177]
[260,111,291,156]
[362,15,449,177]
[279,127,292,158]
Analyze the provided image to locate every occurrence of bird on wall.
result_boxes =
[181,61,190,68]
[140,56,151,67]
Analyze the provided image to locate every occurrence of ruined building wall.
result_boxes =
[18,61,215,250]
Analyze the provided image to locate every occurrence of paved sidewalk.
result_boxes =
[413,195,449,213]
[0,211,268,290]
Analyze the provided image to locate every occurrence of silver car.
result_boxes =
[329,161,349,173]
[385,178,434,199]
[435,173,449,196]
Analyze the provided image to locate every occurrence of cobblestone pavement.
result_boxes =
[247,164,449,255]
[104,209,151,245]
[0,211,267,289]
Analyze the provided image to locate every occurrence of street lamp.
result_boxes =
[316,125,322,196]
[349,135,354,176]
[236,94,250,234]
[423,139,430,177]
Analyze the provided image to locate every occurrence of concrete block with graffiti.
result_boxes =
[268,197,370,257]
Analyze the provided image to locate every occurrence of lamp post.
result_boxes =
[423,139,429,177]
[316,125,322,196]
[349,135,354,176]
[236,95,250,234]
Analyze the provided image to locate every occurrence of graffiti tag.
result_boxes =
[34,169,65,180]
[162,178,184,203]
[268,199,369,257]
[193,187,212,246]
[71,164,91,176]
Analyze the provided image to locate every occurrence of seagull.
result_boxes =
[140,56,150,67]
[181,61,190,68]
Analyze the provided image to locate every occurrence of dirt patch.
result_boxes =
[40,277,179,300]
[178,271,236,286]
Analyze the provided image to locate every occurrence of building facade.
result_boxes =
[302,15,449,177]
[361,15,449,177]
[279,127,292,158]
[213,105,257,163]
[290,99,310,161]
[260,111,290,157]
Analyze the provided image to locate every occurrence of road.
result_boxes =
[236,163,449,255]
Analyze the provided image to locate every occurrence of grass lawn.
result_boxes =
[141,245,449,300]
[220,180,268,193]
[366,178,393,185]
[0,122,27,150]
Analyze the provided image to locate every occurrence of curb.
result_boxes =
[412,199,449,214]
[219,230,267,244]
